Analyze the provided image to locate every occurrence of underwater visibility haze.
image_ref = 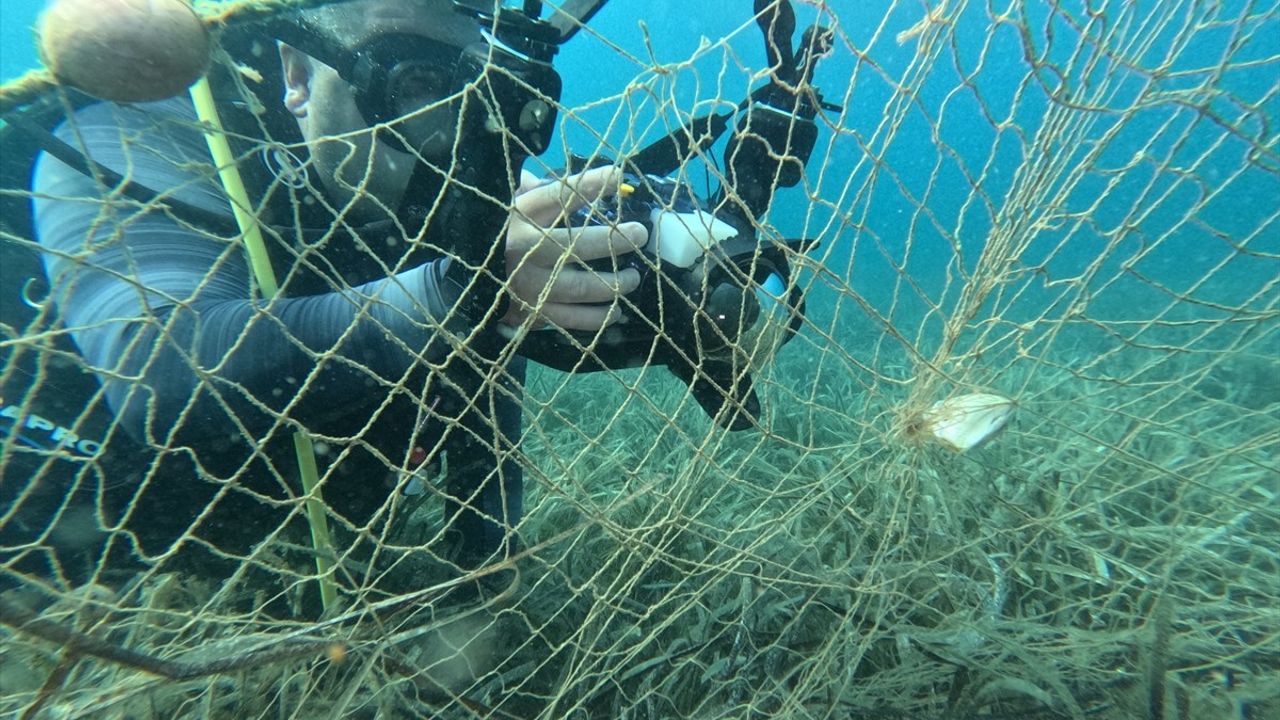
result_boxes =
[0,0,1277,718]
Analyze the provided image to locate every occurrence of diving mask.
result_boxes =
[344,33,467,154]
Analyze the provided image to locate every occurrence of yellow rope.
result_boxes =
[189,76,338,614]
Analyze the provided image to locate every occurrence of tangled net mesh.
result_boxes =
[2,0,1278,718]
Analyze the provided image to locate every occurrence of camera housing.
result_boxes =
[517,173,810,430]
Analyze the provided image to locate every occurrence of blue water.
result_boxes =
[0,0,41,81]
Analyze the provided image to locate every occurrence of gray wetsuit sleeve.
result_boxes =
[32,99,461,444]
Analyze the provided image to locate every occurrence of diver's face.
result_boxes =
[281,0,481,217]
[284,56,410,218]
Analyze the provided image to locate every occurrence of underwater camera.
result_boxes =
[516,171,813,431]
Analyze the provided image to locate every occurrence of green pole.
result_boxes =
[190,76,339,614]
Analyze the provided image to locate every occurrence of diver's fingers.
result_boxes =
[517,169,541,194]
[511,263,641,305]
[514,166,621,228]
[526,300,625,332]
[523,222,646,265]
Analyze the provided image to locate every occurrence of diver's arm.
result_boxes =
[32,100,462,444]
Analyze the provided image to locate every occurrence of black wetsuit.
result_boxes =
[7,97,523,587]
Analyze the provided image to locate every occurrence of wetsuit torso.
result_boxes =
[3,96,522,587]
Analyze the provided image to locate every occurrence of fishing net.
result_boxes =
[2,0,1278,718]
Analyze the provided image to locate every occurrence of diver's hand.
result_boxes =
[501,166,646,332]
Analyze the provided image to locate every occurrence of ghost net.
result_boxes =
[1,0,1278,718]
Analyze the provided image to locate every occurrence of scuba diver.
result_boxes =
[0,0,834,606]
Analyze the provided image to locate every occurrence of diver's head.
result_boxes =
[279,0,482,217]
